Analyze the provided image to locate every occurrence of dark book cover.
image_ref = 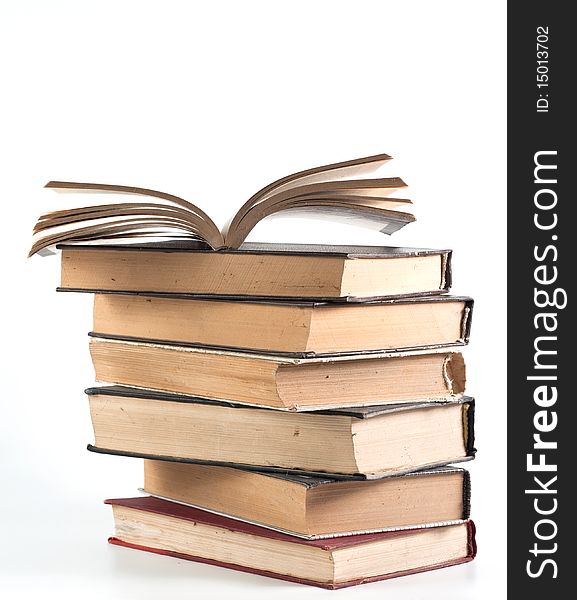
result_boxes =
[58,240,451,259]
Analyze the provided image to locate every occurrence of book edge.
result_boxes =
[138,489,468,540]
[57,242,452,259]
[106,527,475,589]
[87,330,469,359]
[84,384,473,418]
[60,287,452,302]
[88,444,475,480]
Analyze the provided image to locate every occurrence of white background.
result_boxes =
[0,1,506,598]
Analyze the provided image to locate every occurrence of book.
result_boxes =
[142,461,471,539]
[56,242,452,300]
[86,386,476,478]
[92,293,473,356]
[105,496,476,589]
[89,337,466,410]
[30,153,415,256]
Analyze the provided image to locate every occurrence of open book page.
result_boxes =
[221,153,411,246]
[29,154,415,256]
[30,183,224,256]
[222,176,413,247]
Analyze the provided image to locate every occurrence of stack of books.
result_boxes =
[31,154,476,589]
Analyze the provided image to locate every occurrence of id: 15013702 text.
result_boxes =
[536,26,549,113]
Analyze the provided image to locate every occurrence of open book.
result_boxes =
[29,153,414,256]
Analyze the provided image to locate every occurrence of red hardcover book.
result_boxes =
[106,496,476,589]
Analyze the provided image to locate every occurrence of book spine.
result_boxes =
[462,469,472,519]
[460,299,474,343]
[443,251,453,291]
[465,399,477,457]
[467,519,477,558]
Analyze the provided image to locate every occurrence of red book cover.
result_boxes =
[105,496,476,589]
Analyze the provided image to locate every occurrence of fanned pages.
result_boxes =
[29,153,415,256]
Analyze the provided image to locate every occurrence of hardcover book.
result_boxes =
[86,386,476,478]
[88,336,466,410]
[91,293,473,356]
[106,496,477,589]
[142,461,471,539]
[56,242,452,300]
